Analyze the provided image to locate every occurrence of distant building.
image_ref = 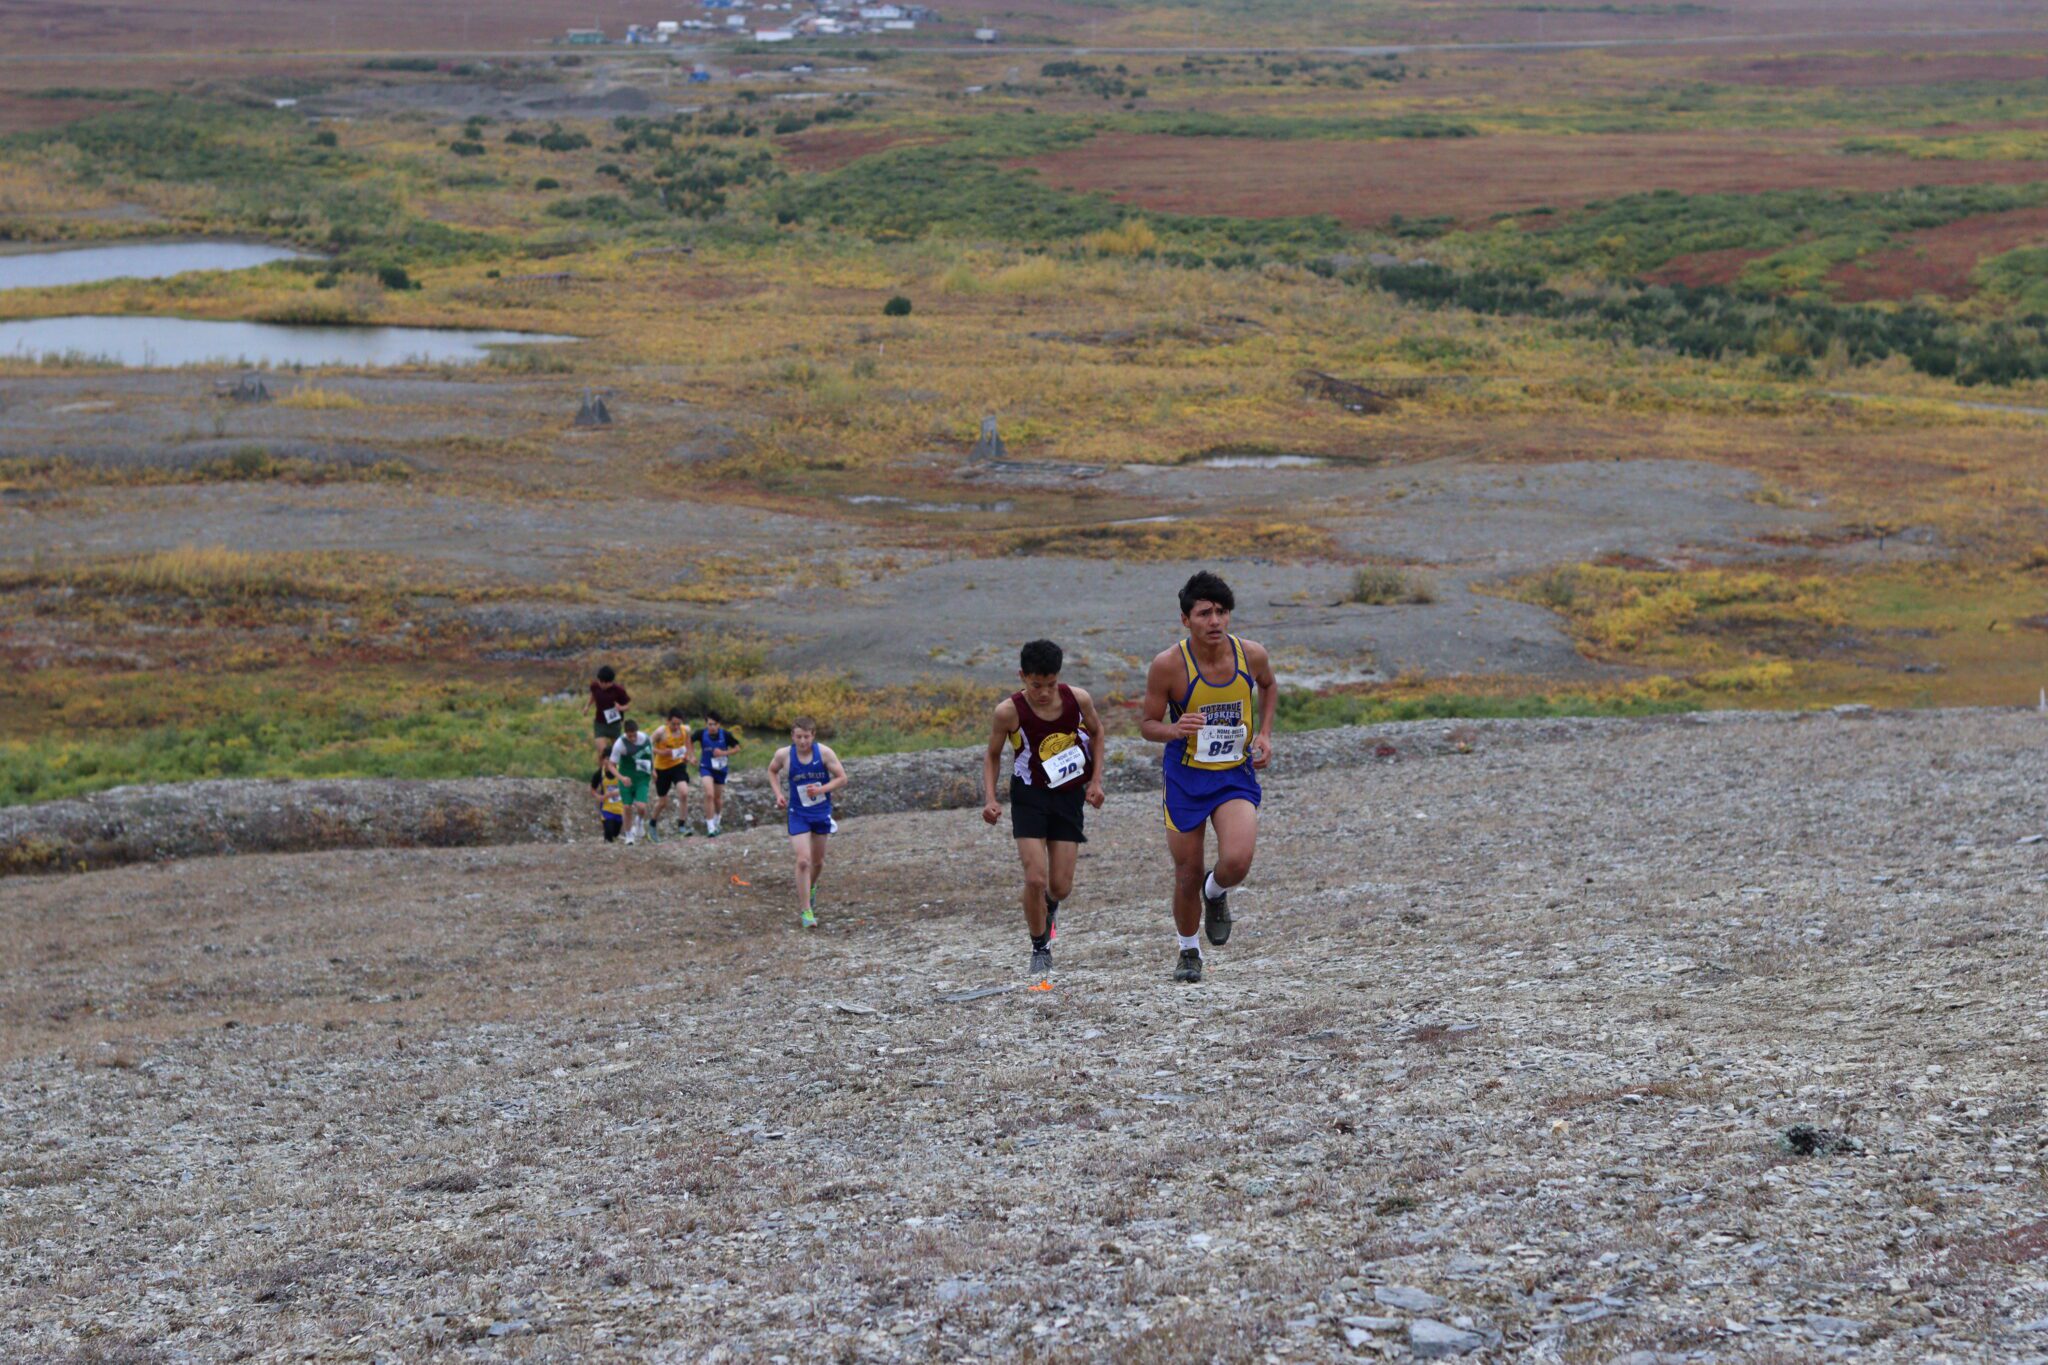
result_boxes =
[859,4,904,18]
[566,27,607,43]
[655,20,681,34]
[755,27,795,41]
[973,27,1000,42]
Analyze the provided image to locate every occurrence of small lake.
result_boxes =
[0,316,574,369]
[0,241,314,291]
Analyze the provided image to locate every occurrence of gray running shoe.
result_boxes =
[1174,948,1203,983]
[1030,944,1053,977]
[1202,875,1232,946]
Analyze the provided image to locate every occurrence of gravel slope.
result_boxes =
[3,709,2046,1362]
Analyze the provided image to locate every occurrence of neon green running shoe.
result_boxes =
[800,907,818,929]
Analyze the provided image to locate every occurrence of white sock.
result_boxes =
[1203,872,1226,900]
[1177,933,1202,955]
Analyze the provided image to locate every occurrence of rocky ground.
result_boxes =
[5,708,2048,1362]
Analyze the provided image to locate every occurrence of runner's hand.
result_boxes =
[1174,712,1208,739]
[982,800,1002,825]
[1250,734,1272,770]
[1085,780,1105,810]
[775,790,789,809]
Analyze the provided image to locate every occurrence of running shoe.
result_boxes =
[800,906,818,929]
[1045,897,1059,943]
[1174,948,1204,983]
[1030,944,1053,977]
[707,825,720,838]
[1202,874,1232,946]
[647,824,663,844]
[681,824,696,838]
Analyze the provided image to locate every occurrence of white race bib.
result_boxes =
[1041,743,1087,789]
[800,781,827,806]
[602,706,622,724]
[711,754,728,771]
[635,756,652,773]
[1195,724,1248,765]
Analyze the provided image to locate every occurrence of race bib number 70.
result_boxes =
[1041,743,1087,789]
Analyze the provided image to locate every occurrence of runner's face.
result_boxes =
[791,726,814,749]
[1019,673,1061,710]
[1183,599,1231,645]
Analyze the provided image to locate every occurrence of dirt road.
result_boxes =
[5,708,2045,1360]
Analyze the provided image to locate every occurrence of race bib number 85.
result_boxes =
[1196,724,1248,764]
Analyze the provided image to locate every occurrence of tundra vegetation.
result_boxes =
[1,13,2046,804]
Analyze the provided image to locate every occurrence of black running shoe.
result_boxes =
[1174,947,1203,983]
[1202,875,1232,946]
[1031,944,1053,977]
[1045,898,1059,943]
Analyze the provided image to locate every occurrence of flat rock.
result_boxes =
[1375,1284,1447,1313]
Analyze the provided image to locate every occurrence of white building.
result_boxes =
[973,27,1000,43]
[883,18,914,29]
[859,4,904,19]
[755,27,795,41]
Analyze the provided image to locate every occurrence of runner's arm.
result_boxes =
[1245,639,1280,766]
[819,745,849,795]
[982,699,1018,819]
[767,746,789,806]
[1138,651,1206,743]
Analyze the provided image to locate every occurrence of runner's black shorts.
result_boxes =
[655,765,691,797]
[1010,777,1087,844]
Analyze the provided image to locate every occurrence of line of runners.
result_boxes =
[585,570,1275,983]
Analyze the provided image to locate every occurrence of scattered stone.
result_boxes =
[216,373,271,403]
[970,415,1006,461]
[829,1001,878,1016]
[573,391,613,427]
[1832,703,1874,719]
[934,1277,989,1305]
[1375,1285,1446,1313]
[1804,1314,1869,1340]
[1408,1318,1489,1358]
[1342,1314,1403,1332]
[1782,1124,1861,1157]
[485,1319,532,1338]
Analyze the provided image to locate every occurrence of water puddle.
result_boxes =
[0,316,574,369]
[1194,454,1330,469]
[0,241,314,291]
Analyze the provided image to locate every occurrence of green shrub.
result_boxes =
[882,294,912,316]
[1347,566,1435,605]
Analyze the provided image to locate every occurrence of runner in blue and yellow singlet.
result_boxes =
[1139,570,1278,984]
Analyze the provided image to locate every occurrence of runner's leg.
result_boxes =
[809,831,829,893]
[1206,799,1259,893]
[790,832,815,916]
[1167,824,1207,939]
[1047,839,1079,905]
[1014,837,1051,938]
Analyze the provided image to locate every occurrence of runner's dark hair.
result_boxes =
[1178,570,1235,616]
[667,707,685,721]
[1019,639,1063,676]
[596,664,616,683]
[792,715,819,734]
[621,717,639,732]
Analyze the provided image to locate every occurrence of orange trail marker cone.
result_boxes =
[730,874,751,887]
[1029,980,1053,992]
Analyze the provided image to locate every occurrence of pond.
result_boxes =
[0,316,575,369]
[0,241,315,291]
